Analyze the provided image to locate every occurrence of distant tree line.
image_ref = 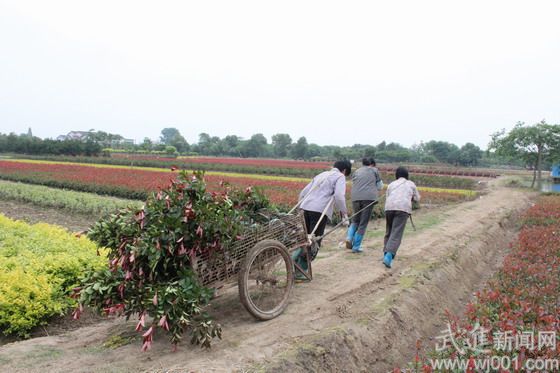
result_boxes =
[4,124,550,168]
[0,132,101,156]
[152,128,490,167]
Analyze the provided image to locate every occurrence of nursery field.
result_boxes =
[0,173,538,372]
[1,154,552,373]
[9,153,498,179]
[0,159,479,209]
[104,154,501,178]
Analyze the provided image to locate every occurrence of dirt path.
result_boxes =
[0,181,534,373]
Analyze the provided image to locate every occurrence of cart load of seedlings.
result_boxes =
[73,170,296,350]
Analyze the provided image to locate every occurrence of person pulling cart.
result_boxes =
[290,160,352,280]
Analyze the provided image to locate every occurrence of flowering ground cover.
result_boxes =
[400,194,560,372]
[0,159,477,210]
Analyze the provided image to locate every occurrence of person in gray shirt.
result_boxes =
[346,157,383,253]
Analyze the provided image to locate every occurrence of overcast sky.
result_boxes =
[1,0,559,149]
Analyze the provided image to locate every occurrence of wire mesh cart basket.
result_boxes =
[191,211,312,320]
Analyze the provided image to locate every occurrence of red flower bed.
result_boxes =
[113,154,497,178]
[0,160,168,191]
[113,154,332,170]
[0,160,475,211]
[0,160,305,207]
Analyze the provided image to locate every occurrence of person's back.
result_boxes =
[345,158,383,253]
[351,166,381,202]
[385,178,419,214]
[299,168,347,219]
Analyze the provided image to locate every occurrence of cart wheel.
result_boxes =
[238,239,294,320]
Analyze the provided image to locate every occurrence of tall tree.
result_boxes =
[196,133,212,155]
[458,143,483,166]
[208,136,224,156]
[424,141,460,164]
[271,133,292,158]
[140,137,153,151]
[87,130,123,143]
[307,143,322,158]
[490,121,560,188]
[222,135,241,156]
[362,145,376,158]
[244,133,268,157]
[291,136,308,159]
[160,128,189,153]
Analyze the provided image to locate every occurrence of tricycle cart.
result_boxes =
[191,211,316,320]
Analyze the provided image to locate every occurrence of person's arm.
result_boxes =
[333,175,348,215]
[412,183,421,202]
[375,170,384,191]
[299,179,314,201]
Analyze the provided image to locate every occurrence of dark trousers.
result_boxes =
[351,200,375,235]
[384,210,409,256]
[303,210,328,261]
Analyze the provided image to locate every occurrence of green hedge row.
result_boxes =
[0,180,142,217]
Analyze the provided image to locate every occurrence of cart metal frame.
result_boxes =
[191,211,314,320]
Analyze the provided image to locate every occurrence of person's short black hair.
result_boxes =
[395,166,409,180]
[334,160,352,176]
[362,157,377,166]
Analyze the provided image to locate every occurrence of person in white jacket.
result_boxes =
[294,160,352,277]
[383,166,420,268]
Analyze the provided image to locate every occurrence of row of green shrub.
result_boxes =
[0,215,107,337]
[0,180,142,217]
[101,148,169,155]
[404,173,477,189]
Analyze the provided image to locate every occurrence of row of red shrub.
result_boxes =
[112,154,498,178]
[0,160,475,212]
[401,195,560,372]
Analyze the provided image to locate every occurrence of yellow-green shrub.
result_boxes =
[0,215,107,337]
[0,264,62,336]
